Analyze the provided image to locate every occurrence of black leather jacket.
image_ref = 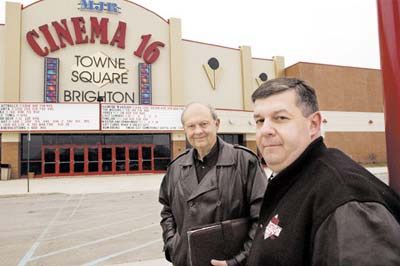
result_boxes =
[159,138,267,266]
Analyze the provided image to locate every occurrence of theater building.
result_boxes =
[0,0,285,178]
[0,0,385,179]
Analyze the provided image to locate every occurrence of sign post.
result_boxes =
[27,132,31,193]
[377,0,400,194]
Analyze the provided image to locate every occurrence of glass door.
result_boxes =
[43,147,56,175]
[128,146,139,172]
[127,145,154,172]
[59,146,71,174]
[73,147,85,174]
[141,146,154,171]
[101,146,113,173]
[88,146,99,174]
[115,146,126,173]
[41,144,157,176]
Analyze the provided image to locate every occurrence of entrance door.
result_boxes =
[127,145,154,173]
[141,145,154,172]
[73,146,85,175]
[42,145,72,176]
[115,146,127,173]
[59,146,71,175]
[41,144,155,177]
[101,146,113,173]
[88,146,99,174]
[43,147,57,175]
[128,146,139,172]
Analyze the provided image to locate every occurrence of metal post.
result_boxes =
[97,96,104,131]
[27,132,31,193]
[377,0,400,194]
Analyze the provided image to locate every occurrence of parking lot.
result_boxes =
[0,175,171,266]
[0,168,388,266]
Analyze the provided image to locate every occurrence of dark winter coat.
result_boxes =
[247,137,400,266]
[159,138,267,266]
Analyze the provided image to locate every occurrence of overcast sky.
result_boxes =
[0,0,381,69]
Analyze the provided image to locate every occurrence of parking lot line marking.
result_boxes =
[42,212,154,241]
[17,195,73,266]
[52,206,158,227]
[17,242,40,266]
[81,238,162,266]
[67,193,85,221]
[28,223,158,261]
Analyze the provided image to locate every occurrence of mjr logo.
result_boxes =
[79,0,121,14]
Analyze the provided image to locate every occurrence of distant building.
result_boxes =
[286,62,385,164]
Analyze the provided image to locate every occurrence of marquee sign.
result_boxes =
[101,104,183,131]
[0,103,99,131]
[0,103,183,132]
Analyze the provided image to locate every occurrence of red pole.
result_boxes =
[377,0,400,194]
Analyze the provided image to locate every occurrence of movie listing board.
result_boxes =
[102,104,183,130]
[0,103,99,131]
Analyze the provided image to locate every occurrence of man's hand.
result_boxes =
[211,259,227,266]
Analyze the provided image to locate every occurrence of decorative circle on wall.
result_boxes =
[259,72,268,81]
[208,57,220,70]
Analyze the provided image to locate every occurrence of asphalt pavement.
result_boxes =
[0,167,389,266]
[0,174,171,266]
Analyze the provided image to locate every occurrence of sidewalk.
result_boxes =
[0,174,165,196]
[0,166,389,196]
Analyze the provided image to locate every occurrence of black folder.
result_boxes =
[187,218,249,266]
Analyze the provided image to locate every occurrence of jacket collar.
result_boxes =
[179,137,235,167]
[178,137,236,201]
[260,137,326,220]
[273,136,326,185]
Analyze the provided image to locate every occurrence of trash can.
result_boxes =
[1,164,11,181]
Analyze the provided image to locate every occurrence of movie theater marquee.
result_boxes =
[25,0,166,104]
[0,103,183,132]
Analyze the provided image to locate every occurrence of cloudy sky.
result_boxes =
[0,0,381,69]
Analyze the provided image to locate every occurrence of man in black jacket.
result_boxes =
[248,77,400,266]
[159,102,267,266]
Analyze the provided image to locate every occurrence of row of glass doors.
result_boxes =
[42,144,155,176]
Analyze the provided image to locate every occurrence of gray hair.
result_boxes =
[181,102,218,124]
[251,77,319,116]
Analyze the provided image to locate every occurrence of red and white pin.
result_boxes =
[264,214,282,240]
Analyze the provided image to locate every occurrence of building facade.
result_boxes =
[0,0,283,178]
[0,0,385,179]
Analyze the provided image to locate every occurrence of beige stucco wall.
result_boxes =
[252,58,275,90]
[3,2,22,102]
[19,0,171,104]
[0,25,4,101]
[181,40,244,109]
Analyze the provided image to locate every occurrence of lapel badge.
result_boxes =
[264,214,282,240]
